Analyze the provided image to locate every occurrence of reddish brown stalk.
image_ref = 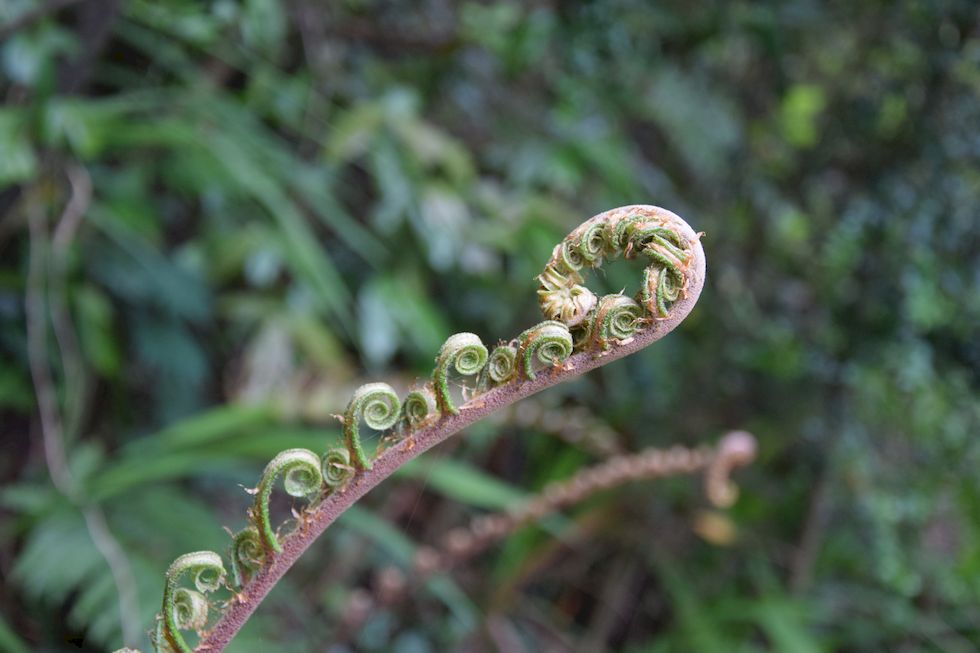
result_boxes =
[198,219,705,651]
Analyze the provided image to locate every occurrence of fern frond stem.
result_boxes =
[198,229,705,652]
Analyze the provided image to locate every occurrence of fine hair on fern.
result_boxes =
[119,204,710,652]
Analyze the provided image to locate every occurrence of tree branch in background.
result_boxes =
[25,170,141,645]
[49,164,92,441]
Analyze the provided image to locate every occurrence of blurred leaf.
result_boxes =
[326,102,385,163]
[358,275,450,368]
[650,556,734,653]
[87,204,212,322]
[0,362,33,412]
[0,109,37,186]
[0,24,75,87]
[241,0,286,56]
[42,99,112,158]
[753,600,824,653]
[131,403,279,452]
[90,423,332,501]
[399,458,528,510]
[779,84,827,149]
[645,66,742,179]
[0,613,30,653]
[12,510,103,607]
[74,284,121,376]
[340,506,477,629]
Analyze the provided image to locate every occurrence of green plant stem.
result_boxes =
[197,222,705,652]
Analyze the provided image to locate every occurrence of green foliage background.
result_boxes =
[1,1,978,651]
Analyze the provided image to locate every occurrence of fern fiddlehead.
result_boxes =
[584,293,644,350]
[156,551,225,653]
[123,205,706,653]
[432,332,488,414]
[403,384,441,429]
[538,207,698,323]
[344,383,401,470]
[517,321,573,379]
[537,265,596,327]
[322,446,356,489]
[483,343,519,386]
[230,527,264,586]
[253,448,323,552]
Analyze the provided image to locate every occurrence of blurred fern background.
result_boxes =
[1,1,978,651]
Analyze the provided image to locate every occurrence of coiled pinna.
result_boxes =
[517,321,573,380]
[403,384,441,429]
[344,383,401,470]
[586,294,643,350]
[253,448,323,552]
[157,551,226,653]
[433,332,488,414]
[484,343,519,386]
[322,446,356,489]
[230,527,264,586]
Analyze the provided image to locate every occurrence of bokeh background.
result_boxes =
[2,1,979,651]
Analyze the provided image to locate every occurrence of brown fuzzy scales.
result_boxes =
[196,205,706,651]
